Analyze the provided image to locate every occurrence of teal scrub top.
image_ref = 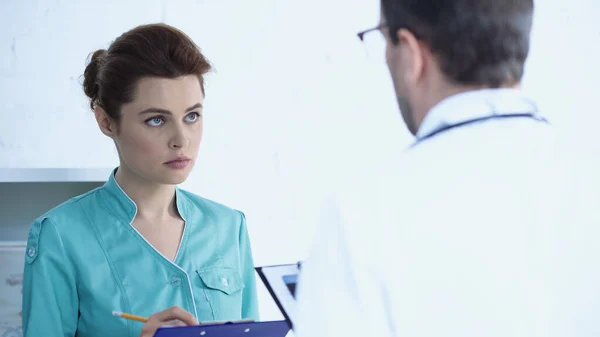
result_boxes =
[21,169,260,337]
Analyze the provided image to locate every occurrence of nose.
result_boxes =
[168,124,190,149]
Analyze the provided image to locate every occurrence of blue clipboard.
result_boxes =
[154,320,290,337]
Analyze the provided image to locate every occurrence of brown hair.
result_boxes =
[82,23,212,120]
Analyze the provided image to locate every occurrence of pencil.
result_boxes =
[112,310,148,323]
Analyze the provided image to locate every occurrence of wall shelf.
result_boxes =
[0,168,113,183]
[0,168,112,241]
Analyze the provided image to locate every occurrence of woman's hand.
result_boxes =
[139,306,198,337]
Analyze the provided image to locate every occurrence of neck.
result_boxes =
[114,165,178,220]
[414,81,521,130]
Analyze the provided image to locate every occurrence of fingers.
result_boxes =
[139,307,197,337]
[164,320,187,327]
[150,306,199,326]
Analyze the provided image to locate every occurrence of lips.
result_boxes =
[164,156,190,164]
[164,156,191,169]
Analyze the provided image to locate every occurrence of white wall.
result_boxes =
[1,0,599,324]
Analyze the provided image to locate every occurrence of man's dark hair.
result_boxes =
[381,0,534,88]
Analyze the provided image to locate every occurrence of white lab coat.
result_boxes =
[295,88,600,337]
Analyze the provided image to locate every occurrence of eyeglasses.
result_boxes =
[357,24,387,41]
[357,24,387,63]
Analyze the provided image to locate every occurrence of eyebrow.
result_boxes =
[138,103,203,115]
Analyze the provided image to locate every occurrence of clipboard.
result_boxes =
[154,320,290,337]
[255,263,301,330]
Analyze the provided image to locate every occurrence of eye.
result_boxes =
[145,116,165,127]
[185,112,201,123]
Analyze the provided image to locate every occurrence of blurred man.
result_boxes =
[295,0,600,336]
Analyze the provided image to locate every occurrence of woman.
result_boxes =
[21,23,259,337]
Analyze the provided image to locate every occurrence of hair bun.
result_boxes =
[83,49,108,110]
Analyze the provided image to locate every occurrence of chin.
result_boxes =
[154,167,192,185]
[159,176,188,185]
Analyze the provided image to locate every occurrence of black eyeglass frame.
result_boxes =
[356,24,387,41]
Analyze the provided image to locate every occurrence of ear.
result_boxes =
[396,29,426,86]
[94,106,117,138]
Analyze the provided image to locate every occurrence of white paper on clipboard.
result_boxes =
[256,263,301,329]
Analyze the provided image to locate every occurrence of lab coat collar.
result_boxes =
[101,167,190,224]
[416,88,543,140]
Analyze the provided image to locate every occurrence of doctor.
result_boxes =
[295,0,596,336]
[21,23,259,337]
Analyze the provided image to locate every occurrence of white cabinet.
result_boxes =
[0,167,112,336]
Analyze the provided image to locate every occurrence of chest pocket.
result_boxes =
[196,267,245,320]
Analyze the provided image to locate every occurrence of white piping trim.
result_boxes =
[113,179,199,320]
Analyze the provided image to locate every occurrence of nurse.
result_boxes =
[21,23,259,337]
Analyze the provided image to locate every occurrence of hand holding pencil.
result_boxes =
[114,306,198,337]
